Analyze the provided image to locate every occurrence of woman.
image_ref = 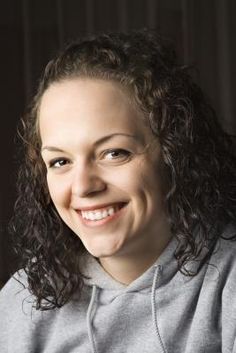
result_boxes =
[0,29,236,353]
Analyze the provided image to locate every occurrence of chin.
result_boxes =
[86,248,115,259]
[84,241,123,259]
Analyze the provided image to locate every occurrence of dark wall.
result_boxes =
[1,0,236,286]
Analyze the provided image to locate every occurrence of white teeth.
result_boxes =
[81,206,118,221]
[89,212,95,220]
[95,211,103,220]
[108,208,115,216]
[102,210,108,218]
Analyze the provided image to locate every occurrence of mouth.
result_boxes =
[77,202,128,226]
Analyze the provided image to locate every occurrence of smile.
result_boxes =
[81,204,122,221]
[78,202,127,226]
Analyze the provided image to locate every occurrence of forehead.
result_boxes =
[39,78,153,145]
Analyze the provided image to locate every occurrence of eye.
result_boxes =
[48,158,70,168]
[101,149,132,161]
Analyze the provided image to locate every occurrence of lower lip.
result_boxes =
[77,204,128,228]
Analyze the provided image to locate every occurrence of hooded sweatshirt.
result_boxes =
[0,233,236,353]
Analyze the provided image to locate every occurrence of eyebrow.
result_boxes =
[41,133,141,153]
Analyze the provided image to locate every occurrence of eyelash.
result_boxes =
[101,149,131,161]
[47,149,132,169]
[48,158,70,168]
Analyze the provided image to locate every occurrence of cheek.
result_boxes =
[137,163,166,211]
[110,159,160,195]
[108,166,143,195]
[46,175,70,207]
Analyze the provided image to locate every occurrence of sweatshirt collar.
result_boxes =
[80,237,179,292]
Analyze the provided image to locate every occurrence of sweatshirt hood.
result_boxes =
[80,237,179,293]
[80,238,179,353]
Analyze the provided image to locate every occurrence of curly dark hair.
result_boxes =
[11,29,236,310]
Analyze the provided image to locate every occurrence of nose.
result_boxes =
[71,161,107,198]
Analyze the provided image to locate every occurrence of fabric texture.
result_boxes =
[0,232,236,353]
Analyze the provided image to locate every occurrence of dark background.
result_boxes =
[1,0,236,287]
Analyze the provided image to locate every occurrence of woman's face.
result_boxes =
[39,78,171,260]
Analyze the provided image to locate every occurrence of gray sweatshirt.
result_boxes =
[0,235,236,353]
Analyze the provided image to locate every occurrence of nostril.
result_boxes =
[72,177,107,198]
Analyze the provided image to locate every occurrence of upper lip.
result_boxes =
[76,202,127,212]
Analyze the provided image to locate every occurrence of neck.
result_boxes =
[99,235,172,285]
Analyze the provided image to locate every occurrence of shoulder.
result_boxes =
[212,226,236,350]
[0,270,36,349]
[0,269,36,318]
[0,269,29,295]
[198,225,236,308]
[217,237,236,292]
[211,225,236,273]
[206,227,236,312]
